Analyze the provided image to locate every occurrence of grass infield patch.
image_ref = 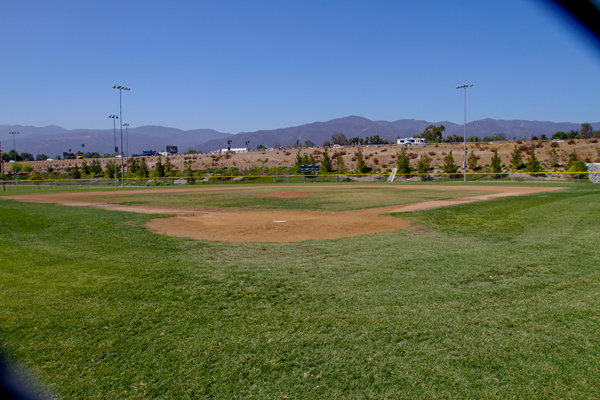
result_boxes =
[1,185,600,399]
[76,187,487,212]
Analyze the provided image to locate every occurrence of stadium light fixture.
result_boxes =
[456,84,473,182]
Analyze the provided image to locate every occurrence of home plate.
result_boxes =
[273,220,287,223]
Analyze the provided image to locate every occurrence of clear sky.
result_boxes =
[1,0,600,133]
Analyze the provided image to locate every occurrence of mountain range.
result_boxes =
[1,117,598,157]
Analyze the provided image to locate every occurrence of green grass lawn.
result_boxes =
[81,186,487,212]
[1,184,600,399]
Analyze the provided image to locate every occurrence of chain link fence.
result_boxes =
[0,171,598,192]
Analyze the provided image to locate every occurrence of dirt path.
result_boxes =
[4,185,564,243]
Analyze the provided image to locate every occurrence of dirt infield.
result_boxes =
[5,185,563,243]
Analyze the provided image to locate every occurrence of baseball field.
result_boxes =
[1,181,599,399]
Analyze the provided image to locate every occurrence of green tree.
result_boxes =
[5,150,23,162]
[331,132,347,145]
[467,150,478,171]
[104,161,116,178]
[526,149,543,172]
[417,154,431,174]
[81,160,90,175]
[566,130,580,139]
[566,151,586,171]
[491,151,502,174]
[185,149,198,154]
[566,151,588,177]
[548,148,560,168]
[302,153,310,165]
[304,140,314,148]
[322,140,331,148]
[71,164,82,180]
[295,151,303,170]
[36,154,48,161]
[510,145,523,171]
[337,153,345,172]
[320,148,333,173]
[22,164,34,175]
[155,158,165,177]
[138,158,149,178]
[164,156,175,176]
[90,159,103,176]
[356,150,368,173]
[308,154,317,165]
[20,152,34,161]
[418,125,445,143]
[396,148,411,175]
[580,123,593,139]
[184,160,195,184]
[552,131,567,140]
[442,151,459,173]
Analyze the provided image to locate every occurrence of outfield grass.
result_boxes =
[1,184,600,398]
[80,187,487,212]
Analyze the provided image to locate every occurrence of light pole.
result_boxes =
[456,84,473,182]
[113,86,130,187]
[109,115,119,187]
[9,131,19,188]
[123,123,130,181]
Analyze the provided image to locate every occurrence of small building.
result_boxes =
[397,137,427,145]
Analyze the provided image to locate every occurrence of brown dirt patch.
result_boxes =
[252,191,319,199]
[4,185,564,243]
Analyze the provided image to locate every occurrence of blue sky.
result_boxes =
[1,0,600,133]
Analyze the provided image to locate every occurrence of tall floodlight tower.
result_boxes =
[9,131,19,188]
[123,123,130,180]
[456,84,473,182]
[113,86,130,186]
[109,115,119,187]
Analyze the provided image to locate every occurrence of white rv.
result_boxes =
[396,137,427,145]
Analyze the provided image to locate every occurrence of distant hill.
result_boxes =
[193,117,599,153]
[0,125,232,157]
[2,117,598,157]
[193,116,425,153]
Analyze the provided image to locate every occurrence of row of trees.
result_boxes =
[394,146,587,175]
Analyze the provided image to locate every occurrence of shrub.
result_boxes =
[467,150,478,171]
[417,154,431,174]
[442,151,459,174]
[396,148,412,174]
[550,142,559,148]
[526,149,543,172]
[491,151,502,173]
[510,145,524,171]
